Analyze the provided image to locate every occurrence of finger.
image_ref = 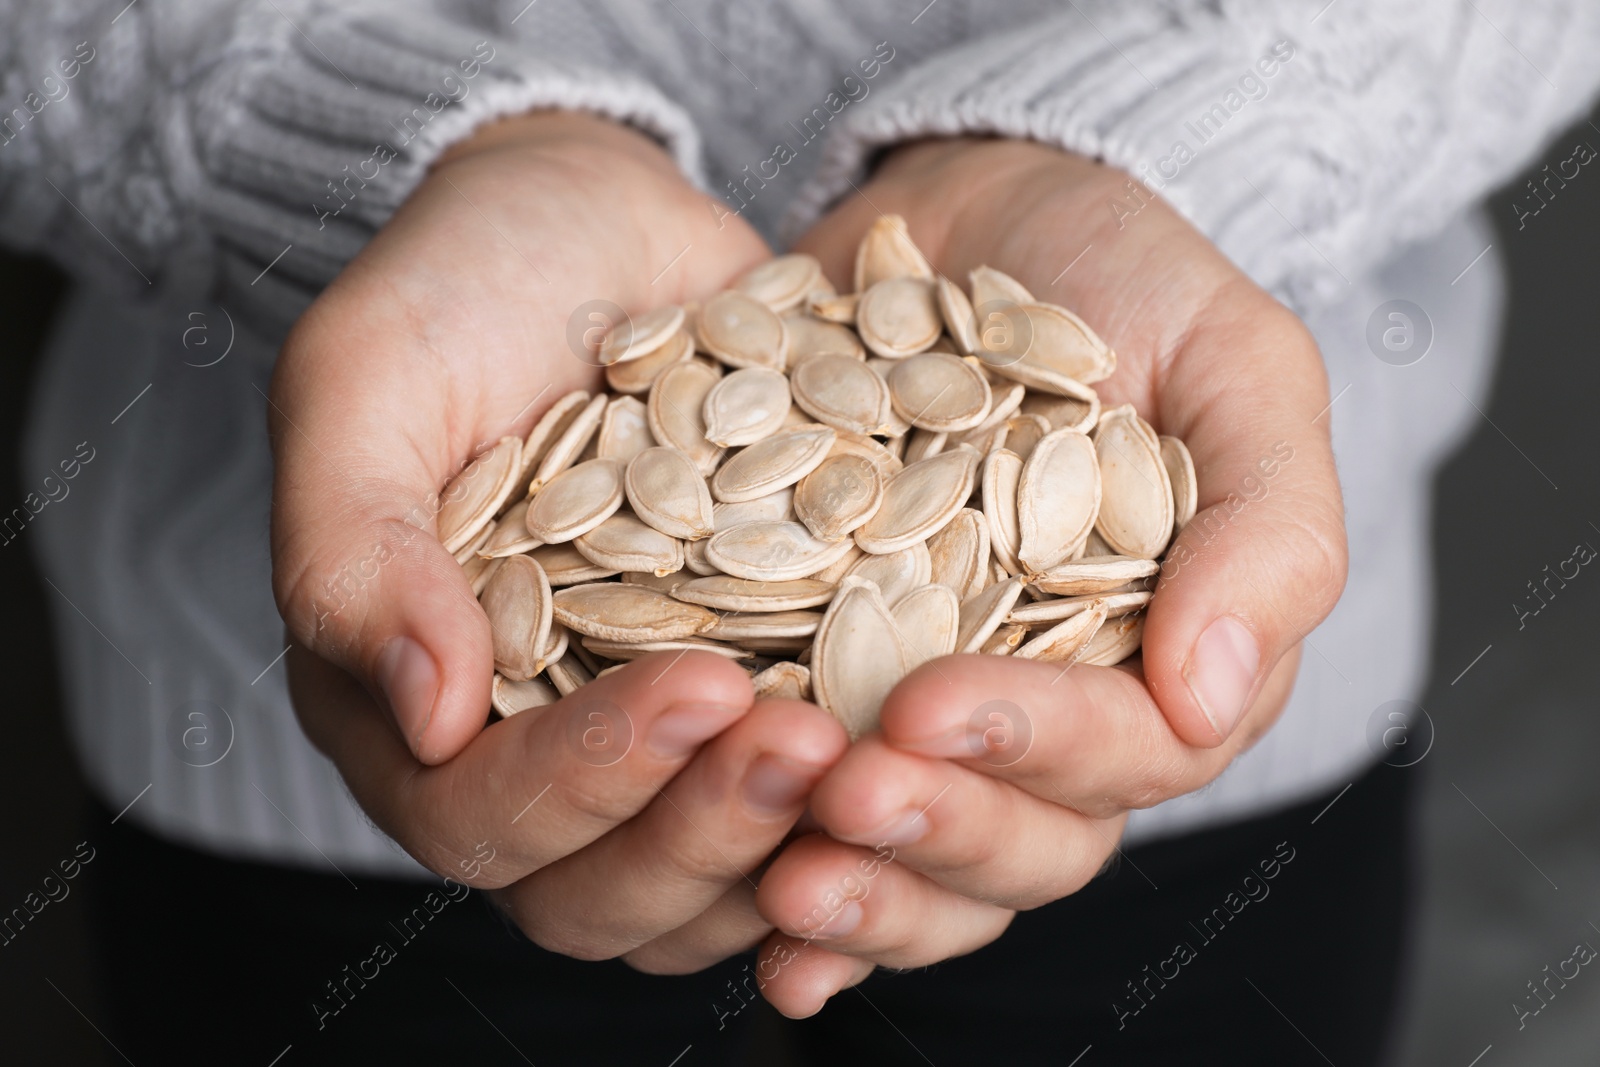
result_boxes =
[622,882,771,976]
[755,834,1014,969]
[269,292,596,764]
[753,933,875,1020]
[878,651,1300,818]
[1131,300,1346,749]
[495,699,848,960]
[807,735,1124,909]
[289,647,754,883]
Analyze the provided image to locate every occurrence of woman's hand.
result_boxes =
[747,137,1348,1016]
[271,111,848,966]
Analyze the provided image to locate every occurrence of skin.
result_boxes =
[600,137,1346,1010]
[739,138,1348,1015]
[270,118,1348,1006]
[273,112,848,959]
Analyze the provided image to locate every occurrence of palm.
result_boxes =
[739,139,1350,1018]
[278,133,768,501]
[271,115,768,762]
[792,136,1341,748]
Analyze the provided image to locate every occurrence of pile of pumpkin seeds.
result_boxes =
[439,216,1196,740]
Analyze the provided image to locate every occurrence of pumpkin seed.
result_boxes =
[811,576,910,740]
[808,292,859,325]
[600,305,685,365]
[783,313,866,367]
[463,553,503,596]
[854,214,934,292]
[1007,589,1152,624]
[734,254,825,312]
[524,458,625,544]
[530,393,607,494]
[1093,405,1174,558]
[647,359,724,475]
[751,661,812,701]
[706,520,858,582]
[515,390,589,489]
[596,395,654,465]
[1078,611,1145,667]
[479,499,542,558]
[888,352,993,432]
[711,425,836,503]
[956,576,1026,653]
[857,277,943,358]
[927,508,991,600]
[531,541,621,586]
[937,276,978,354]
[582,636,752,662]
[1019,390,1099,434]
[1160,434,1198,533]
[480,555,552,681]
[626,446,715,541]
[705,610,823,642]
[890,582,960,668]
[550,582,718,642]
[790,353,892,435]
[980,622,1027,656]
[1030,555,1160,595]
[699,290,788,371]
[574,511,684,576]
[845,542,933,606]
[492,674,560,718]
[1013,602,1107,664]
[702,367,792,447]
[1018,428,1101,574]
[794,453,883,542]
[605,328,694,394]
[438,435,523,553]
[545,651,594,697]
[672,575,837,612]
[969,265,1034,308]
[981,448,1024,576]
[854,447,979,554]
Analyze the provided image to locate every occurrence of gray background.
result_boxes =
[0,108,1596,1066]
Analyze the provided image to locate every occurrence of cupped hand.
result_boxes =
[749,137,1348,1016]
[272,112,848,966]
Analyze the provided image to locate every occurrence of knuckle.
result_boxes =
[650,833,747,892]
[1268,496,1349,620]
[549,767,641,828]
[1120,748,1197,810]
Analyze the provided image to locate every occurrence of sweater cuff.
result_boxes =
[185,3,704,335]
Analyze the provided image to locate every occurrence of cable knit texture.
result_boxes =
[5,0,1600,876]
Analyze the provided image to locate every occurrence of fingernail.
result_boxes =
[646,702,745,759]
[375,636,438,754]
[862,808,930,847]
[808,901,863,940]
[742,754,823,815]
[1184,616,1260,739]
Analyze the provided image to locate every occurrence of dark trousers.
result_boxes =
[86,760,1415,1065]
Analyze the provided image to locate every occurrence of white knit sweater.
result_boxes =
[6,0,1598,878]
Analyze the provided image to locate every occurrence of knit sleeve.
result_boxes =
[0,0,704,335]
[790,0,1600,315]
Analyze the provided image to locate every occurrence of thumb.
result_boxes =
[268,353,503,767]
[1141,299,1349,748]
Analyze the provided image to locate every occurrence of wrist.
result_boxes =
[434,108,685,183]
